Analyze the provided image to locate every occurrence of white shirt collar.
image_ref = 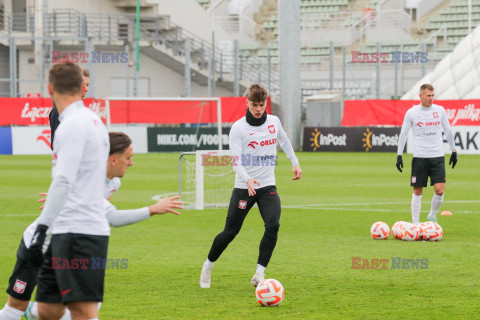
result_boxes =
[58,100,84,122]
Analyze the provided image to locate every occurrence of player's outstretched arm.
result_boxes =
[148,196,184,216]
[105,196,183,228]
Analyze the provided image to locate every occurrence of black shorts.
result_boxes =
[227,185,281,229]
[411,157,446,187]
[6,238,40,301]
[35,233,109,304]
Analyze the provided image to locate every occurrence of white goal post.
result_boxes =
[105,97,223,150]
[179,150,235,210]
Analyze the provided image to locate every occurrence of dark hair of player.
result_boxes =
[247,83,268,103]
[48,62,83,96]
[109,132,132,156]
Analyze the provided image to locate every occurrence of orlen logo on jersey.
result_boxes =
[248,141,258,149]
[417,121,440,127]
[248,139,277,149]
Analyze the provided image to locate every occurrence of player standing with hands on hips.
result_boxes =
[396,84,457,225]
[200,84,302,288]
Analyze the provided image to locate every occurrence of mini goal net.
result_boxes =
[179,150,235,210]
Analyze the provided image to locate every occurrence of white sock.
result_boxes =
[0,303,24,320]
[203,258,214,269]
[256,264,265,275]
[30,302,39,317]
[428,193,444,220]
[411,194,422,224]
[87,318,99,320]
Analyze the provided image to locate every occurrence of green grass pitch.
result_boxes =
[0,152,479,319]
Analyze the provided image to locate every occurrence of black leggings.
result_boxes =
[207,185,281,267]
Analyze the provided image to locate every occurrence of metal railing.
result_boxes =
[0,8,279,96]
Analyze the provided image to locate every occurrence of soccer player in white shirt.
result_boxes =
[396,84,457,225]
[200,84,302,288]
[27,62,109,320]
[18,132,182,320]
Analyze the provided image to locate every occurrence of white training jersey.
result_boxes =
[230,114,299,189]
[49,100,110,236]
[104,177,121,201]
[397,104,456,158]
[103,177,121,215]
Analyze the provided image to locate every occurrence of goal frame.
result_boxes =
[105,97,223,150]
[179,150,232,210]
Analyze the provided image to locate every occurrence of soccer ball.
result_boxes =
[423,222,443,241]
[401,224,420,241]
[370,221,390,239]
[392,221,406,239]
[418,222,430,240]
[255,279,285,307]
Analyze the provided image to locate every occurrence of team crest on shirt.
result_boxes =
[412,176,416,184]
[268,125,276,133]
[238,200,247,209]
[14,279,26,294]
[433,112,438,118]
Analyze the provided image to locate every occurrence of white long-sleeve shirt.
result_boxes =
[24,176,149,249]
[229,114,299,189]
[40,100,110,236]
[103,177,150,228]
[397,104,456,158]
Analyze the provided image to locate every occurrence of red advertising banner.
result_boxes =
[0,97,271,126]
[341,100,480,126]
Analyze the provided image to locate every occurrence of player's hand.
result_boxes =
[247,179,260,196]
[28,224,49,267]
[148,196,183,216]
[396,155,403,172]
[38,192,47,210]
[292,166,302,180]
[449,151,458,169]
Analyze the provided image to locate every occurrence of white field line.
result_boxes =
[2,199,478,218]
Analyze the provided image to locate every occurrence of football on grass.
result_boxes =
[370,221,390,239]
[255,279,284,307]
[423,222,443,241]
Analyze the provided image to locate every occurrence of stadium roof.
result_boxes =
[401,24,480,100]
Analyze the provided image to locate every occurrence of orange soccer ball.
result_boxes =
[370,221,390,240]
[255,279,285,307]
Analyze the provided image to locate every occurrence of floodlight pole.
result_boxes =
[468,0,472,33]
[136,0,140,72]
[279,0,301,150]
